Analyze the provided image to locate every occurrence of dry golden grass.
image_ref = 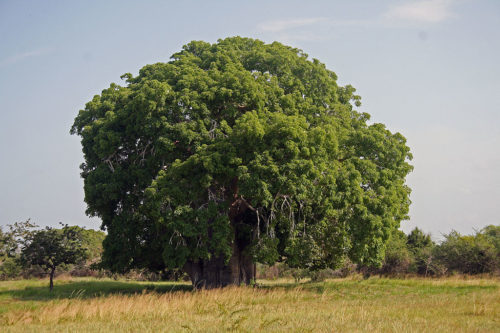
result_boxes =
[0,277,499,332]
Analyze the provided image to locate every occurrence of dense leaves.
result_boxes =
[0,222,105,281]
[434,230,499,274]
[20,225,89,290]
[0,220,38,279]
[376,226,500,276]
[71,37,413,278]
[380,230,413,275]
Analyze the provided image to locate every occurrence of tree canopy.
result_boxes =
[71,37,413,287]
[20,225,88,290]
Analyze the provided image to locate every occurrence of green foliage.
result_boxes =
[65,227,106,277]
[20,225,89,283]
[252,235,280,265]
[375,226,500,276]
[71,37,413,274]
[0,257,22,279]
[0,229,11,261]
[406,227,436,275]
[481,225,500,255]
[407,227,433,251]
[380,229,413,275]
[434,229,499,274]
[1,221,105,280]
[0,219,38,280]
[78,227,106,261]
[0,219,38,259]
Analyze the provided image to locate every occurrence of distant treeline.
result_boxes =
[259,225,500,281]
[1,222,499,281]
[375,225,500,276]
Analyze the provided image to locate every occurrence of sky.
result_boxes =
[0,0,499,240]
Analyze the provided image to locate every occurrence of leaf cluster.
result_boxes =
[20,224,89,272]
[377,225,500,276]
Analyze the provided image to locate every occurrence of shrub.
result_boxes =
[380,230,413,276]
[434,231,498,274]
[406,228,436,276]
[310,268,337,282]
[0,257,22,280]
[256,263,283,280]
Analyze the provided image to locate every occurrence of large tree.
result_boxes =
[71,37,412,288]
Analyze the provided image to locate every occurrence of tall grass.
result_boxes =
[0,277,498,332]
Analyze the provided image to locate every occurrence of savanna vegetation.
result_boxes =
[378,225,500,277]
[258,225,500,281]
[2,221,499,284]
[0,221,105,285]
[1,37,499,331]
[0,277,498,332]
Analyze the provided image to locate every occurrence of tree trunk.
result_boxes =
[184,178,258,289]
[184,241,255,289]
[185,203,257,288]
[49,267,55,292]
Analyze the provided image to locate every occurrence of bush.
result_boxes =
[406,228,437,276]
[310,268,337,282]
[434,231,499,274]
[481,225,500,260]
[380,230,413,276]
[256,263,284,280]
[0,257,22,280]
[288,268,310,283]
[336,259,357,278]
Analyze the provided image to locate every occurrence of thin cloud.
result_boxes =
[0,48,52,67]
[257,17,327,32]
[256,1,457,42]
[255,17,376,45]
[384,0,456,23]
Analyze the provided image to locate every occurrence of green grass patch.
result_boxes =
[0,277,498,332]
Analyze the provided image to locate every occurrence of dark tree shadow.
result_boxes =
[0,280,193,301]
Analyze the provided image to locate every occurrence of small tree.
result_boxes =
[380,229,413,276]
[20,225,88,291]
[481,225,500,257]
[0,219,38,258]
[407,227,436,276]
[407,228,433,251]
[0,219,37,280]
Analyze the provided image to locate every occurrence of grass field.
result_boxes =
[0,276,498,332]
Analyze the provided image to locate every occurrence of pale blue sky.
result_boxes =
[1,0,499,239]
